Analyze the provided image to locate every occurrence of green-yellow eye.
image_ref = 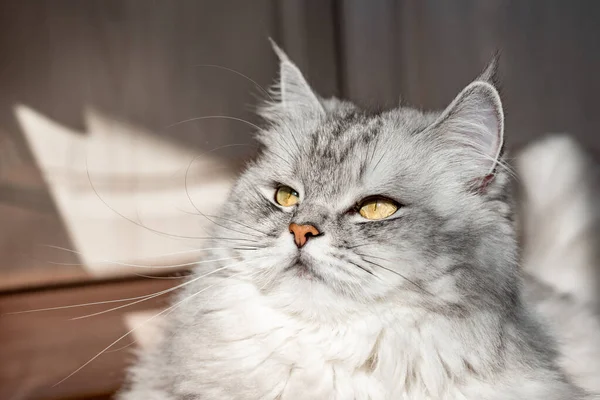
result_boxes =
[358,197,398,220]
[275,186,300,207]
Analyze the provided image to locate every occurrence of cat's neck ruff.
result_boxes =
[204,276,569,399]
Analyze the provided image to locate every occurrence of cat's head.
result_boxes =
[215,44,517,316]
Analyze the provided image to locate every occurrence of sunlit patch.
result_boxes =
[275,186,300,207]
[14,104,234,276]
[358,197,398,220]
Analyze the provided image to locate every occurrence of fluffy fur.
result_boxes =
[519,135,600,309]
[118,48,599,399]
[518,135,600,394]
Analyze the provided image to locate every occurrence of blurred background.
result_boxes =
[0,1,598,399]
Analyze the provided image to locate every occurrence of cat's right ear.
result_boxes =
[430,78,504,187]
[263,39,325,119]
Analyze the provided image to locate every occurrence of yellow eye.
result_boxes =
[358,197,398,220]
[275,186,300,207]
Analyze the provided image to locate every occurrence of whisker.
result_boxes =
[69,290,172,321]
[204,214,271,237]
[167,142,268,238]
[50,256,246,270]
[105,339,137,353]
[358,255,433,296]
[70,256,268,320]
[42,244,248,259]
[85,158,257,243]
[371,141,393,173]
[346,243,373,250]
[368,135,380,166]
[41,245,259,268]
[178,206,272,237]
[4,256,266,316]
[346,260,375,276]
[263,148,290,165]
[53,270,246,387]
[166,115,262,131]
[184,154,265,239]
[194,64,274,102]
[129,272,191,280]
[4,293,166,315]
[354,253,391,262]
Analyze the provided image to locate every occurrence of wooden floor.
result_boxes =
[0,277,180,400]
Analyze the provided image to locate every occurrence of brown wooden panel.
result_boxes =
[0,277,181,399]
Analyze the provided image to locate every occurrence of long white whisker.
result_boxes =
[182,154,267,239]
[42,244,242,260]
[4,256,266,316]
[4,294,165,315]
[166,115,262,131]
[53,270,246,387]
[51,256,247,270]
[194,64,274,101]
[105,339,137,353]
[129,272,190,280]
[85,158,257,243]
[70,256,268,320]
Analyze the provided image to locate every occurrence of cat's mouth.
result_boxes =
[284,253,324,281]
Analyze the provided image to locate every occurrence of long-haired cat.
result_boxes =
[118,45,599,399]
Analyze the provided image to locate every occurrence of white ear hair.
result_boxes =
[433,80,504,177]
[269,39,324,116]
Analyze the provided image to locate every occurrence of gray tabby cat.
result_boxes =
[118,45,599,399]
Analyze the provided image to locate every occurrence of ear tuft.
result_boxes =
[268,38,290,64]
[478,51,501,87]
[267,39,324,116]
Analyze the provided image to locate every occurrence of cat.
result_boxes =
[518,135,600,394]
[117,44,599,399]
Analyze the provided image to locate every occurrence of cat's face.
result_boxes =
[214,47,516,311]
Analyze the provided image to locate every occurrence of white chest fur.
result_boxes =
[171,281,577,400]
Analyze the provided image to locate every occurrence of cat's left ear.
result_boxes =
[432,73,504,183]
[268,39,325,117]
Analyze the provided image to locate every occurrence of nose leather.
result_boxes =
[289,223,320,248]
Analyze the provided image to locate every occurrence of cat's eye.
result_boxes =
[275,186,300,207]
[358,197,398,220]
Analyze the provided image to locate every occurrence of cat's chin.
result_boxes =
[283,254,325,282]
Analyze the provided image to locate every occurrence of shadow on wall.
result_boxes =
[0,0,280,285]
[0,0,278,166]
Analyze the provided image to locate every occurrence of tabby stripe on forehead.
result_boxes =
[363,118,382,143]
[331,111,360,137]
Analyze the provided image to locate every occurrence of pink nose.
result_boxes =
[289,223,320,248]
